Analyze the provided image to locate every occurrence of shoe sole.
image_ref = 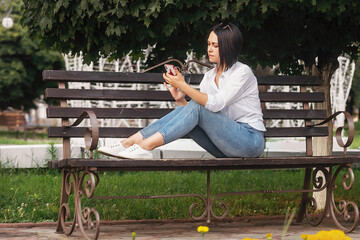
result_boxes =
[115,153,152,159]
[98,149,125,158]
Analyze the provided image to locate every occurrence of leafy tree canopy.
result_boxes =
[0,0,65,111]
[21,0,360,74]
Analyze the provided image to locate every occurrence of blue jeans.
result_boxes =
[139,100,265,158]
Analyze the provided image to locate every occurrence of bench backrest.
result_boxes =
[2,112,27,128]
[43,70,327,158]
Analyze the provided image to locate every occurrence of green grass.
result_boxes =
[1,168,359,223]
[0,130,61,145]
[350,120,360,149]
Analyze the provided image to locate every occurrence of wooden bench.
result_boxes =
[44,63,360,240]
[1,108,48,140]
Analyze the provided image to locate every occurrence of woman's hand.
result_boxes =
[163,82,186,102]
[163,69,187,105]
[163,68,208,106]
[163,68,186,90]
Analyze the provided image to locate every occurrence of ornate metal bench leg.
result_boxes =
[304,167,331,226]
[76,169,101,240]
[56,169,101,239]
[188,171,210,222]
[329,165,359,233]
[297,168,312,223]
[188,170,228,222]
[57,170,77,235]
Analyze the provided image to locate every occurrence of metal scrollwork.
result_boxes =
[341,167,354,191]
[59,170,101,240]
[310,111,354,155]
[329,166,359,233]
[79,170,100,198]
[60,172,77,235]
[306,196,317,213]
[77,205,100,240]
[67,110,99,158]
[304,167,331,226]
[188,194,208,220]
[305,196,327,226]
[209,195,229,221]
[74,170,101,239]
[312,167,330,191]
[65,172,75,195]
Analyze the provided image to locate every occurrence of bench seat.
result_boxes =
[50,155,359,171]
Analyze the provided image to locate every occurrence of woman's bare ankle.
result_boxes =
[121,139,133,148]
[121,132,144,148]
[138,132,163,151]
[138,142,152,151]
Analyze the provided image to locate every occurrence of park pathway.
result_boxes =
[1,216,360,239]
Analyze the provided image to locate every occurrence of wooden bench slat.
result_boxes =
[48,126,328,138]
[47,107,327,120]
[264,127,328,137]
[257,75,321,86]
[47,107,173,119]
[45,89,325,102]
[43,70,321,86]
[45,89,174,101]
[43,71,164,83]
[48,127,141,138]
[262,110,327,119]
[49,155,359,170]
[259,92,324,102]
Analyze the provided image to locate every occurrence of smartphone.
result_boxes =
[164,64,177,76]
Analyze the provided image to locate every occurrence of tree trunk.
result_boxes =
[311,63,335,156]
[310,61,338,210]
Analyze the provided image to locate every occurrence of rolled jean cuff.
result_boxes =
[138,129,147,139]
[157,129,168,145]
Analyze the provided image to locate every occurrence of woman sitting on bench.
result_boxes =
[98,23,266,159]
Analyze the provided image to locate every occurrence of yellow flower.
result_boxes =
[328,230,347,240]
[300,230,351,240]
[197,226,209,234]
[315,230,329,239]
[266,233,272,240]
[301,234,309,240]
[307,235,318,240]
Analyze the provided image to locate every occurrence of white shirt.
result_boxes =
[199,62,266,131]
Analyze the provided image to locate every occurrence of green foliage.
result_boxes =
[0,0,65,111]
[46,142,58,161]
[21,0,360,73]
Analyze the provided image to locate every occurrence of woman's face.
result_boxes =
[207,31,220,65]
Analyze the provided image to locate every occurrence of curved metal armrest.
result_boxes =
[66,110,99,158]
[310,111,354,154]
[142,58,213,73]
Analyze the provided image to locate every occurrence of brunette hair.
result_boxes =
[210,23,243,70]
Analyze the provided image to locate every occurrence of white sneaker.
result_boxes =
[116,144,153,159]
[98,142,126,157]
